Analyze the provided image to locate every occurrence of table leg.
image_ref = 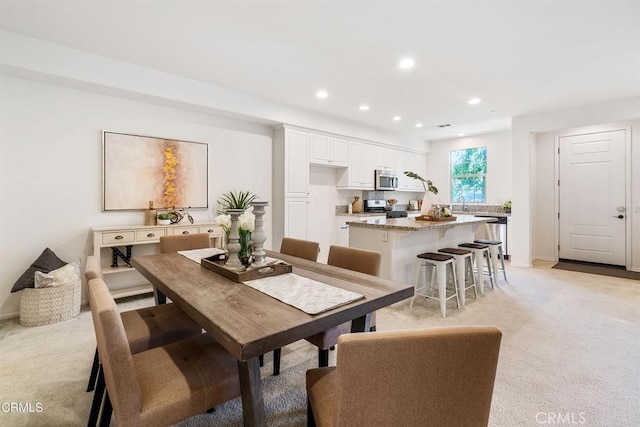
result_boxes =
[154,287,167,305]
[237,357,266,427]
[351,313,371,333]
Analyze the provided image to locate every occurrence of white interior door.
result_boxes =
[559,129,626,265]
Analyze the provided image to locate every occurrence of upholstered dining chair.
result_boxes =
[306,326,503,427]
[159,232,211,253]
[88,278,241,427]
[306,245,381,366]
[84,255,203,426]
[266,237,321,375]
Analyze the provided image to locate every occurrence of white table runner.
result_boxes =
[243,273,364,315]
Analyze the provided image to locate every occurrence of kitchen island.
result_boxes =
[347,215,496,286]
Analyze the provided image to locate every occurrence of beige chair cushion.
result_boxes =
[280,237,320,262]
[159,233,211,253]
[307,326,502,427]
[89,278,241,427]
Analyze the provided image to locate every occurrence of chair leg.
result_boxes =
[318,349,329,367]
[273,348,281,376]
[100,389,112,427]
[369,325,376,332]
[86,347,99,392]
[87,366,104,427]
[307,399,317,427]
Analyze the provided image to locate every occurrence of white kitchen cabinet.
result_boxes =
[338,141,376,189]
[273,126,311,247]
[285,198,309,240]
[309,133,348,167]
[396,150,427,192]
[375,145,396,170]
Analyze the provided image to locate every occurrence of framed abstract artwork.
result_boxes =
[102,131,208,211]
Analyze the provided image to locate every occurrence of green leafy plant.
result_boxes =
[404,171,438,194]
[502,200,512,210]
[157,212,172,220]
[217,190,257,210]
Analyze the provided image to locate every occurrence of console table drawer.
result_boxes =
[171,226,200,235]
[102,231,135,245]
[200,226,223,236]
[136,229,166,242]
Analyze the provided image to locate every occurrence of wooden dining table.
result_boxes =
[131,249,414,427]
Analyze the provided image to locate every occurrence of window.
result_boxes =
[450,147,487,203]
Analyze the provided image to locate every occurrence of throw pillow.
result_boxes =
[11,248,67,293]
[34,261,81,289]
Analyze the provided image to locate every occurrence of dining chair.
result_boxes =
[306,326,502,427]
[305,245,381,367]
[159,232,211,253]
[88,277,241,427]
[84,255,203,426]
[267,237,321,375]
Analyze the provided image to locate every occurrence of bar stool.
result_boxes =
[438,247,478,306]
[410,252,459,318]
[458,242,494,294]
[474,239,508,282]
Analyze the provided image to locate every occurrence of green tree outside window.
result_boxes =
[450,147,487,203]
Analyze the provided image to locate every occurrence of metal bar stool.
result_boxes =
[410,252,459,318]
[458,242,494,294]
[474,239,508,282]
[438,247,478,306]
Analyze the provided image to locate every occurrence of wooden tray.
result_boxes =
[415,215,457,222]
[201,256,293,283]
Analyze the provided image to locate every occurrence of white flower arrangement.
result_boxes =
[238,212,255,232]
[214,214,231,235]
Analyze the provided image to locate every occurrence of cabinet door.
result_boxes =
[348,142,365,187]
[309,133,330,165]
[329,137,349,166]
[361,143,376,188]
[285,129,310,197]
[375,145,395,170]
[285,198,309,239]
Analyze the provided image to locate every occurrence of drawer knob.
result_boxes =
[182,231,189,235]
[147,233,155,238]
[115,235,124,240]
[207,229,214,233]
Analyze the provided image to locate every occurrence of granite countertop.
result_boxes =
[346,215,497,231]
[451,211,511,217]
[336,212,389,217]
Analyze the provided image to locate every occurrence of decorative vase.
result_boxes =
[158,218,171,225]
[352,196,363,213]
[251,201,269,267]
[225,208,246,271]
[145,201,157,226]
[420,192,431,216]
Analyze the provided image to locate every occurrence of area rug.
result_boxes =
[552,259,640,281]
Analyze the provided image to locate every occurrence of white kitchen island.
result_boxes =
[347,215,497,286]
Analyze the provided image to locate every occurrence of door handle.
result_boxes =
[613,215,624,219]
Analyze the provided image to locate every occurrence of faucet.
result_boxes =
[458,195,466,212]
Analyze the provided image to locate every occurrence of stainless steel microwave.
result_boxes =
[375,169,398,191]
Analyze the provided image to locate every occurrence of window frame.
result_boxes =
[450,147,487,203]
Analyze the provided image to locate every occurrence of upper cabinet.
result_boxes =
[284,129,310,198]
[337,141,376,189]
[396,150,427,192]
[374,145,396,170]
[309,133,348,167]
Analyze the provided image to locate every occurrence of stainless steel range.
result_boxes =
[364,199,408,218]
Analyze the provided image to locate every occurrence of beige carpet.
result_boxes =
[1,260,638,426]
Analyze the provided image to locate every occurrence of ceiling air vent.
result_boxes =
[434,124,451,128]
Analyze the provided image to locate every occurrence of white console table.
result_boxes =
[92,222,224,299]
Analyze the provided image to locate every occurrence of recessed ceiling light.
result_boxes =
[316,90,328,99]
[393,116,402,121]
[359,105,370,111]
[458,133,466,137]
[398,58,415,70]
[467,97,481,105]
[415,123,423,128]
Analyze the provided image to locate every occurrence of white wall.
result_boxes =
[0,75,273,318]
[512,97,640,269]
[426,130,512,205]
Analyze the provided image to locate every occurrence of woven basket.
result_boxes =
[20,279,81,327]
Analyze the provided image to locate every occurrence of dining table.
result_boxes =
[131,249,414,427]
